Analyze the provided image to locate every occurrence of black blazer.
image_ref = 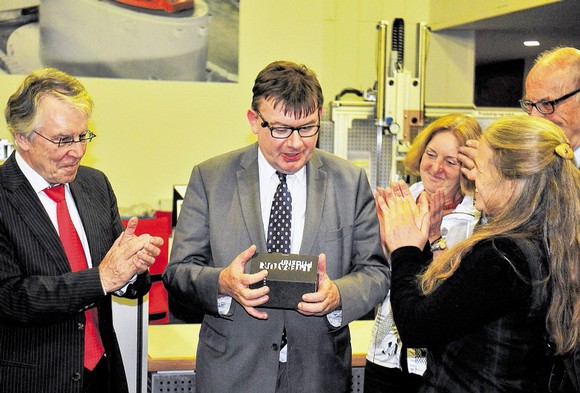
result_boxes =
[0,153,150,393]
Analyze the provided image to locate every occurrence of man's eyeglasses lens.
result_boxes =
[519,87,580,115]
[519,99,555,115]
[257,112,320,139]
[270,125,320,139]
[34,131,96,147]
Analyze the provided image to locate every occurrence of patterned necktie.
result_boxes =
[44,185,104,370]
[266,172,292,349]
[266,172,292,254]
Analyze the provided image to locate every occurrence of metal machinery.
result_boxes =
[0,139,14,161]
[0,0,210,81]
[114,0,194,14]
[374,19,427,187]
[38,0,210,81]
[324,19,428,189]
[325,19,525,189]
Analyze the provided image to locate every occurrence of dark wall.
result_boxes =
[474,59,524,108]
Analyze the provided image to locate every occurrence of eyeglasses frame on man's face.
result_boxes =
[256,111,320,139]
[33,130,97,148]
[519,87,580,115]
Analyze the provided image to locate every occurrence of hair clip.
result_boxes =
[555,142,574,160]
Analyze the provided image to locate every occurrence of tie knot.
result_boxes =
[276,171,287,184]
[44,185,65,203]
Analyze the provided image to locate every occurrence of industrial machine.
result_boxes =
[0,0,211,81]
[373,18,426,186]
[325,19,427,189]
[327,18,520,189]
[38,0,210,81]
[0,139,14,161]
[114,0,193,14]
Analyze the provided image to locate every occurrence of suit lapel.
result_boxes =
[69,179,102,267]
[1,155,71,273]
[237,145,267,250]
[234,146,327,254]
[300,151,326,256]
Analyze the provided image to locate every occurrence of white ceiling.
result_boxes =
[446,0,580,64]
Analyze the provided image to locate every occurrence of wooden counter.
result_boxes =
[148,320,373,372]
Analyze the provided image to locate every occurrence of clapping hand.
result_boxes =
[426,188,445,242]
[100,217,164,293]
[376,180,430,253]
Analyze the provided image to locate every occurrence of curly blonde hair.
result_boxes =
[404,113,482,195]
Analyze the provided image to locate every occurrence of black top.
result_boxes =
[391,237,550,393]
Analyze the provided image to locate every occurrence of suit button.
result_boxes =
[271,343,279,351]
[78,322,85,331]
[72,372,82,382]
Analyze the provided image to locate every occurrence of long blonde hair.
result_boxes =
[419,115,580,354]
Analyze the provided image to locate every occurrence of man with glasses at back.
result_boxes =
[0,68,164,393]
[164,60,389,393]
[460,47,580,392]
[520,46,580,167]
[522,47,580,392]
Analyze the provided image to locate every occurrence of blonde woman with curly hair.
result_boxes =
[378,115,580,393]
[365,113,482,393]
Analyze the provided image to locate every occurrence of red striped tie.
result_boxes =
[44,185,104,370]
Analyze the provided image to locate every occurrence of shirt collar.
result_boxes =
[15,151,53,194]
[257,148,306,183]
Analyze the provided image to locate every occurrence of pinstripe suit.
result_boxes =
[0,153,150,393]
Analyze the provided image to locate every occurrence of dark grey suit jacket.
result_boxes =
[0,153,150,393]
[164,144,390,393]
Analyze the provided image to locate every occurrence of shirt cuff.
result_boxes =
[218,295,233,315]
[114,274,137,296]
[326,309,343,327]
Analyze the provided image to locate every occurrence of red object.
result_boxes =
[114,0,194,13]
[45,185,104,370]
[148,280,169,322]
[122,214,171,324]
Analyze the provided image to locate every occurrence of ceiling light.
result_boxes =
[524,41,540,47]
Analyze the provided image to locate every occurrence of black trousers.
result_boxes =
[364,360,423,393]
[275,361,289,393]
[83,356,110,393]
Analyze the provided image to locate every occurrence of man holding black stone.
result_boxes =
[163,60,389,393]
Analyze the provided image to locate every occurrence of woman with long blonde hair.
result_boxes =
[378,115,580,392]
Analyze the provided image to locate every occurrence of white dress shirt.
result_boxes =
[15,152,93,267]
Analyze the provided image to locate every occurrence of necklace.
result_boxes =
[444,197,463,211]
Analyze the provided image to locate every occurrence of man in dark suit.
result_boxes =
[163,60,389,393]
[0,68,163,393]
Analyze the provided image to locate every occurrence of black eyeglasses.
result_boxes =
[34,130,96,147]
[519,87,580,115]
[256,111,320,139]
